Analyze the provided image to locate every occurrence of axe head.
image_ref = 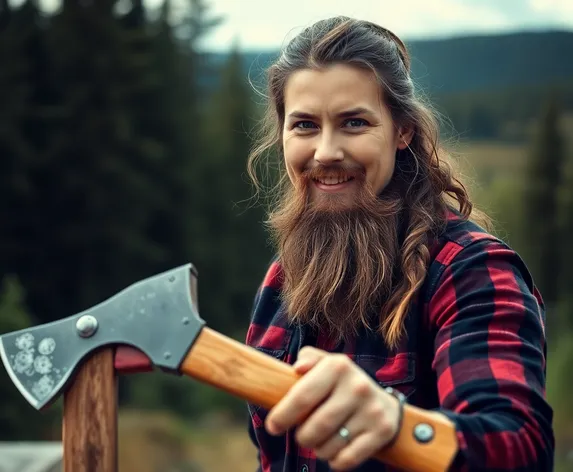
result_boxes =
[0,263,205,410]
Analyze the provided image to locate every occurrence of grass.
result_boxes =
[117,409,258,472]
[452,140,528,175]
[445,111,573,186]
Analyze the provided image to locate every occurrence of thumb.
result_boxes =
[293,346,327,374]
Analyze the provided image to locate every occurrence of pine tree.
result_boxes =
[17,0,173,323]
[557,123,573,331]
[141,0,206,270]
[201,44,273,334]
[522,96,566,331]
[0,0,48,278]
[0,0,9,29]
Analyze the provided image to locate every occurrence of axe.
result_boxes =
[0,264,458,472]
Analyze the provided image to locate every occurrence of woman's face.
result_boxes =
[281,63,411,207]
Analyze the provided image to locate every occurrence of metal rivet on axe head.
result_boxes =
[76,315,98,338]
[413,423,434,443]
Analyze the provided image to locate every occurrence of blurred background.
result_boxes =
[0,0,572,471]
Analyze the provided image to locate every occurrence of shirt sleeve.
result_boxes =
[427,237,554,471]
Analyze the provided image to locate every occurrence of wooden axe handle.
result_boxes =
[181,327,458,472]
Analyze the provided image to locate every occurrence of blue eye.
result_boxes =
[294,121,316,129]
[344,118,368,127]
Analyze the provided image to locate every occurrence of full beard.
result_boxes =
[267,166,403,343]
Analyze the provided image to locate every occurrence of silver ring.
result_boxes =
[338,426,351,442]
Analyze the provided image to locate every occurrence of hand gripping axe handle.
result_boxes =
[0,264,458,472]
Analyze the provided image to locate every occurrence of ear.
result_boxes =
[397,125,415,150]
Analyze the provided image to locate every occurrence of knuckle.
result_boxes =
[371,410,394,439]
[299,346,315,356]
[365,402,385,422]
[329,354,351,374]
[292,394,312,411]
[350,378,371,397]
[378,418,395,439]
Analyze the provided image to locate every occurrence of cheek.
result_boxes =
[285,163,296,184]
[283,137,308,175]
[282,144,299,186]
[373,157,396,193]
[358,143,396,192]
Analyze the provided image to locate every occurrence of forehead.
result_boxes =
[283,63,383,113]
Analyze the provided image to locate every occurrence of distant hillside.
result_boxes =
[204,30,573,97]
[203,30,573,141]
[406,30,573,95]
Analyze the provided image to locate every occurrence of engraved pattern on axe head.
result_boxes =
[0,263,205,410]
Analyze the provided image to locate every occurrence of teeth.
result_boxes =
[316,176,351,185]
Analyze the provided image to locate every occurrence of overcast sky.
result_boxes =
[33,0,573,51]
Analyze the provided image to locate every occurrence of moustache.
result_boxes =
[301,164,366,183]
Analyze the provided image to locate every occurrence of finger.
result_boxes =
[266,355,349,435]
[309,394,373,462]
[328,433,384,471]
[295,381,363,449]
[328,432,383,471]
[293,346,328,373]
[313,428,354,465]
[266,357,339,434]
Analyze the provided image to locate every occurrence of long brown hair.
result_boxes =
[247,16,490,348]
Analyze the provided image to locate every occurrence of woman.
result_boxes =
[244,16,554,472]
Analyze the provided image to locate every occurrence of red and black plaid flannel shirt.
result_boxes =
[245,211,554,472]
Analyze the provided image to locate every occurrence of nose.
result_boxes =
[314,132,344,165]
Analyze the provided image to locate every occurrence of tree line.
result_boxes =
[0,0,273,439]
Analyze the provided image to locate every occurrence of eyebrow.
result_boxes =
[287,107,374,120]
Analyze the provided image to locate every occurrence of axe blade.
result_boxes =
[0,263,205,410]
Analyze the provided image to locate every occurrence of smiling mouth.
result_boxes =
[313,175,355,186]
[312,175,356,192]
